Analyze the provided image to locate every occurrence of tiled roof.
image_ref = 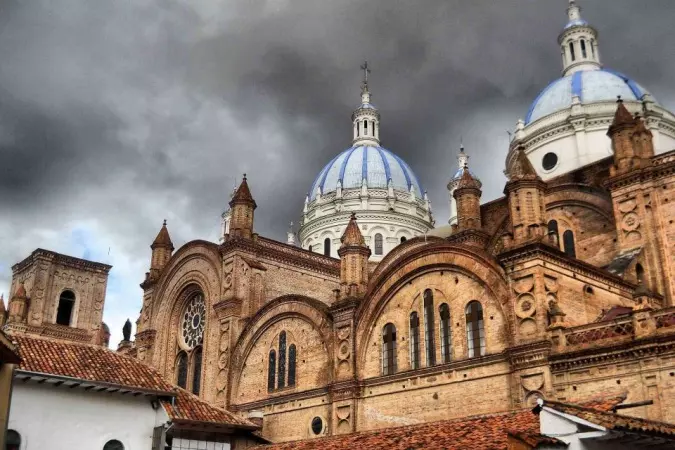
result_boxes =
[506,430,566,447]
[253,408,540,450]
[543,399,675,438]
[11,334,174,392]
[253,396,626,450]
[10,334,256,429]
[162,388,256,428]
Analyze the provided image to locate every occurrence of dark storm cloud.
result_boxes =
[1,0,674,344]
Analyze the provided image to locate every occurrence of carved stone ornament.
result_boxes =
[515,294,537,319]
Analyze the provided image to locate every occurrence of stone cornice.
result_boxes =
[4,323,93,343]
[604,150,675,190]
[549,333,675,372]
[229,386,329,412]
[135,329,157,347]
[446,229,490,248]
[362,352,508,387]
[498,242,635,293]
[219,236,340,278]
[12,248,112,274]
[505,340,552,371]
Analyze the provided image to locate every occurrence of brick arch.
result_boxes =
[545,184,613,222]
[229,295,334,403]
[356,242,511,374]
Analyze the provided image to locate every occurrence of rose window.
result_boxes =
[181,294,205,349]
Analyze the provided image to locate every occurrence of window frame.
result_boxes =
[439,303,452,364]
[465,301,486,358]
[423,289,437,367]
[56,289,76,326]
[382,323,397,376]
[409,312,420,370]
[374,233,384,256]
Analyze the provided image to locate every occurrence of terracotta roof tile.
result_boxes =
[253,408,541,450]
[12,334,174,392]
[253,396,628,450]
[11,335,255,429]
[543,399,675,438]
[162,388,256,428]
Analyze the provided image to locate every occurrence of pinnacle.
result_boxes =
[611,97,637,128]
[229,174,257,208]
[152,220,174,250]
[340,213,366,247]
[508,147,539,180]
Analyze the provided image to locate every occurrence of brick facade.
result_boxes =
[120,102,675,444]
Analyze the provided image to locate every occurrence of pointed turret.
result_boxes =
[8,282,29,324]
[453,165,483,232]
[228,174,257,239]
[632,114,655,160]
[338,213,370,299]
[505,146,548,244]
[608,98,642,176]
[448,142,472,225]
[150,220,174,277]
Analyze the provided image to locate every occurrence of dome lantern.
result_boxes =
[351,61,381,147]
[559,0,601,76]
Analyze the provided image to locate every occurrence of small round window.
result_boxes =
[542,152,558,171]
[311,416,323,435]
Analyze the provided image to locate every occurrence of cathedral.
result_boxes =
[4,0,675,447]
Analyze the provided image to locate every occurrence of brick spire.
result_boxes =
[456,167,482,191]
[229,174,257,208]
[151,219,174,251]
[609,97,637,131]
[340,213,366,248]
[508,146,539,181]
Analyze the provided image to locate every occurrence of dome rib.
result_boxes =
[525,69,654,124]
[309,146,423,200]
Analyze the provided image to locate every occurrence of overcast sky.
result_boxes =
[1,0,674,347]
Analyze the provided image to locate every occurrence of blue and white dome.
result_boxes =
[526,69,654,124]
[309,145,423,200]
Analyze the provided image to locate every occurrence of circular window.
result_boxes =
[542,152,558,171]
[311,417,323,435]
[181,293,205,349]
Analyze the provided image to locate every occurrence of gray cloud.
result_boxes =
[1,0,674,344]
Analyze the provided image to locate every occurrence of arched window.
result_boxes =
[278,331,287,389]
[192,346,203,396]
[268,349,276,391]
[580,39,587,58]
[636,263,646,286]
[382,323,397,375]
[323,238,331,257]
[400,236,407,243]
[569,42,576,61]
[439,303,451,364]
[288,344,297,387]
[176,351,188,389]
[364,120,368,134]
[547,220,559,245]
[409,312,420,370]
[103,440,125,450]
[590,39,595,58]
[563,230,576,258]
[6,430,21,450]
[423,289,436,366]
[465,301,485,358]
[374,233,384,256]
[56,290,76,326]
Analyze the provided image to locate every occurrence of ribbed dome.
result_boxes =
[526,69,654,124]
[309,145,423,200]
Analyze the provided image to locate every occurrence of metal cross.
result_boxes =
[360,61,371,84]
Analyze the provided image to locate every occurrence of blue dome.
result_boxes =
[525,69,653,124]
[310,145,423,200]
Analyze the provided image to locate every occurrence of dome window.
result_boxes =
[569,42,576,61]
[542,152,558,171]
[323,238,331,257]
[580,39,587,58]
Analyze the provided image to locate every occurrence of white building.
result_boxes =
[506,0,675,180]
[5,334,263,450]
[297,65,434,260]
